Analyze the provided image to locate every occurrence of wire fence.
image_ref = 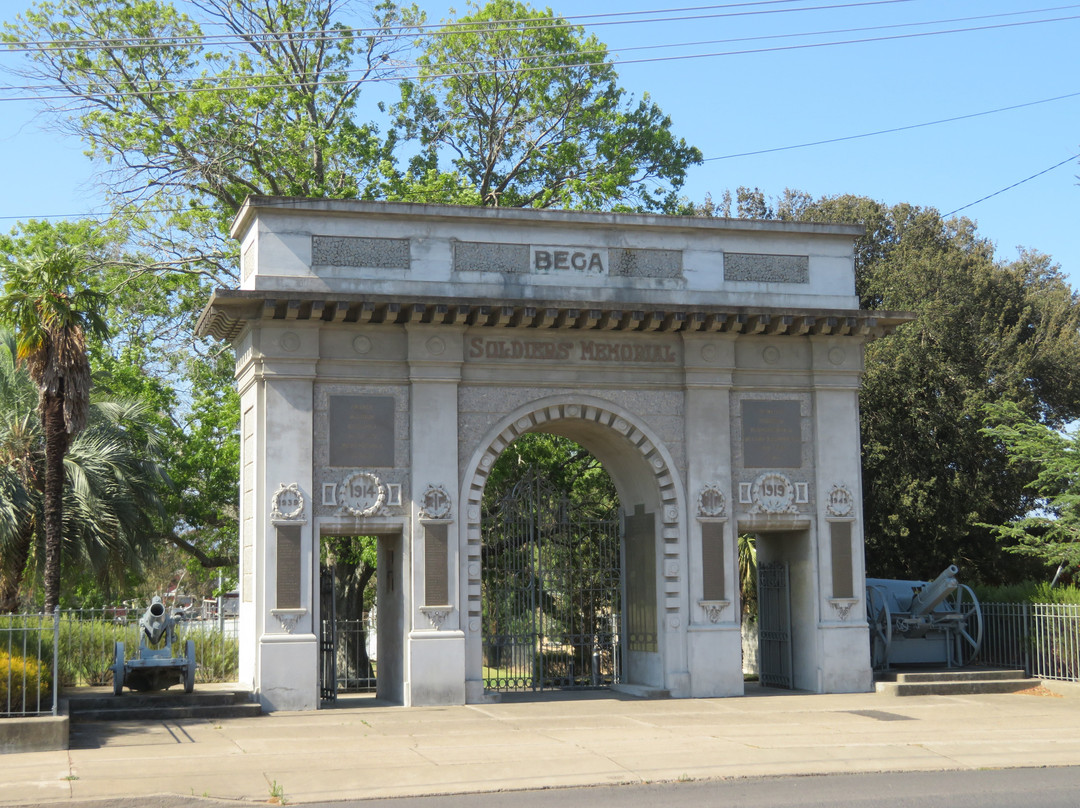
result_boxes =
[2,605,240,718]
[976,602,1080,682]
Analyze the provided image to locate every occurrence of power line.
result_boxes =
[943,154,1080,218]
[706,91,1080,160]
[1,0,914,53]
[4,12,1079,103]
[4,4,1066,98]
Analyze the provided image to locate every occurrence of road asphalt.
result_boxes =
[3,681,1080,806]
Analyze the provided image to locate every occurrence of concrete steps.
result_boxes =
[875,668,1033,697]
[65,686,261,722]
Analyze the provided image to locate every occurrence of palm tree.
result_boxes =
[0,332,166,610]
[0,248,109,611]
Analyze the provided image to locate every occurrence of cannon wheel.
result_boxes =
[946,584,984,666]
[112,641,125,696]
[865,585,892,670]
[184,639,196,694]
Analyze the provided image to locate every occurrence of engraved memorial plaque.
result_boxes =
[424,523,449,606]
[276,525,302,609]
[328,396,395,467]
[742,400,802,468]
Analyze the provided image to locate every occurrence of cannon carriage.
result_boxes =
[865,565,984,671]
[111,596,197,694]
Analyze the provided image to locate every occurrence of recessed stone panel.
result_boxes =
[312,235,410,269]
[453,241,529,274]
[741,399,802,468]
[724,253,808,283]
[610,247,683,279]
[328,395,395,467]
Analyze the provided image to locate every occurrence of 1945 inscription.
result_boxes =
[468,337,676,364]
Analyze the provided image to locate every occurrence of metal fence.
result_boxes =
[977,602,1080,681]
[1,606,240,718]
[1,609,59,718]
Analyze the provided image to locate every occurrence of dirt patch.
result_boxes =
[1015,685,1064,698]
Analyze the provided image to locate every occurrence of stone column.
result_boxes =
[811,336,872,693]
[405,325,466,705]
[246,325,319,711]
[681,333,743,697]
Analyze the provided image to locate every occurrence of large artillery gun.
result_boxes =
[110,596,197,695]
[865,565,984,671]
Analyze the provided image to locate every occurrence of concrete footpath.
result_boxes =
[3,684,1080,806]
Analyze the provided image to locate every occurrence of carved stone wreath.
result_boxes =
[697,483,727,518]
[271,482,305,521]
[338,471,386,517]
[826,484,855,517]
[748,472,799,515]
[419,484,452,520]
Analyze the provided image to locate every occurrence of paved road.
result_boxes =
[13,768,1080,808]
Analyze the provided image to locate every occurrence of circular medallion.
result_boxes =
[828,347,846,366]
[763,345,781,364]
[701,344,718,362]
[426,336,446,356]
[697,483,726,517]
[353,335,372,355]
[751,473,797,514]
[420,484,452,519]
[339,472,385,517]
[565,404,581,418]
[279,332,300,352]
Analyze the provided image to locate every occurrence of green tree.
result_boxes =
[395,0,701,211]
[698,191,1080,582]
[981,401,1080,582]
[3,0,420,240]
[0,248,111,610]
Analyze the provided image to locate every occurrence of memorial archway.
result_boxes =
[196,197,912,711]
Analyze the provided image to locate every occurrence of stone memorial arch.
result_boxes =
[196,197,910,711]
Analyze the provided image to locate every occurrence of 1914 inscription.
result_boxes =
[328,396,395,467]
[742,400,802,468]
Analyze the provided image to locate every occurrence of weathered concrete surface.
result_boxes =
[2,687,1079,805]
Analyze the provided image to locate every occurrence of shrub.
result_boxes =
[974,580,1080,604]
[1,650,52,714]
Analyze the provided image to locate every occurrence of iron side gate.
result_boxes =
[758,562,794,689]
[319,567,337,704]
[482,470,621,692]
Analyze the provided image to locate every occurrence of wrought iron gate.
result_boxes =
[319,567,337,704]
[758,562,794,689]
[481,470,621,692]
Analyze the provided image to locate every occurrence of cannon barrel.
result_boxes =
[139,596,170,646]
[909,565,959,617]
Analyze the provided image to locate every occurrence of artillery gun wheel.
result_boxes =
[184,639,196,694]
[865,585,892,670]
[946,584,984,666]
[112,641,125,696]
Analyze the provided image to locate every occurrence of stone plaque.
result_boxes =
[329,396,395,467]
[742,400,801,468]
[424,523,449,606]
[831,522,854,599]
[276,525,302,609]
[701,522,725,601]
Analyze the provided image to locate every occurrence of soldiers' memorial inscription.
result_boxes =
[468,336,676,364]
[742,399,802,468]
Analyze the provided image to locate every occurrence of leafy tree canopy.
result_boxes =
[700,189,1080,583]
[394,0,701,211]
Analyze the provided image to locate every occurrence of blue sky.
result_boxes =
[1,0,1077,287]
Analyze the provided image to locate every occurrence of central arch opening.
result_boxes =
[481,434,622,693]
